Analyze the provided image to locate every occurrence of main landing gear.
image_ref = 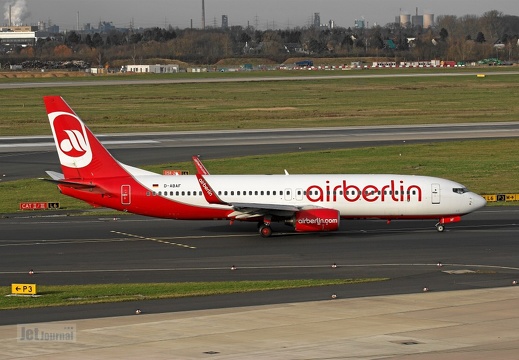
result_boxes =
[258,217,273,238]
[259,224,272,238]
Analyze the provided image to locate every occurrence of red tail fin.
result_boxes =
[44,96,129,180]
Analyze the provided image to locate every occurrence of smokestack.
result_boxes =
[77,11,79,31]
[202,0,205,29]
[9,5,12,27]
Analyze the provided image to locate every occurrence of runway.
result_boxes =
[0,205,517,325]
[2,122,519,181]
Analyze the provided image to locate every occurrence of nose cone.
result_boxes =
[472,193,487,210]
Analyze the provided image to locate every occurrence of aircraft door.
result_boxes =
[431,183,440,204]
[284,188,292,201]
[121,185,131,205]
[295,188,304,201]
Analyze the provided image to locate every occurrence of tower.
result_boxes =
[202,0,206,29]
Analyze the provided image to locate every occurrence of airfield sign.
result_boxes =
[11,284,37,295]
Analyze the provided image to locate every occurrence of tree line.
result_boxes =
[2,10,518,68]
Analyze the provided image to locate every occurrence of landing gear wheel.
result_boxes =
[436,224,445,232]
[259,225,272,238]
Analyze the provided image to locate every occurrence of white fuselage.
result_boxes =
[136,173,485,219]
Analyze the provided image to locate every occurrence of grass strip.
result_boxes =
[0,279,387,310]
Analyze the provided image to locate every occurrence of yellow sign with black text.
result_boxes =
[11,284,37,295]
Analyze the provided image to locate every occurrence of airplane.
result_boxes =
[43,96,486,237]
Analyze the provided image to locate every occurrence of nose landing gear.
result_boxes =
[436,216,461,232]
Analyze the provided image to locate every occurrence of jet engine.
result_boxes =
[291,209,340,232]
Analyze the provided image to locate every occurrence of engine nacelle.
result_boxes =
[293,209,340,233]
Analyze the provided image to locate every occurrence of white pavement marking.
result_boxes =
[111,230,196,249]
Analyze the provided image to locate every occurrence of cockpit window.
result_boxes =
[453,188,468,194]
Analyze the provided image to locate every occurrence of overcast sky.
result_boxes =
[3,0,518,30]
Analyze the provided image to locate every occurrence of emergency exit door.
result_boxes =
[431,183,440,204]
[121,185,131,205]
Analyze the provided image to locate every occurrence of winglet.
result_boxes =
[192,155,210,175]
[196,174,228,205]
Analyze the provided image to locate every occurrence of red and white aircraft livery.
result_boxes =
[43,96,486,237]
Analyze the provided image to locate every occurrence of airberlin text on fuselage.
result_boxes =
[198,177,213,196]
[306,180,422,203]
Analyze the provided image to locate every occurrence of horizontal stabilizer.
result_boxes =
[45,170,64,181]
[41,172,111,195]
[40,177,96,190]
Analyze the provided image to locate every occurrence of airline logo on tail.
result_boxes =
[49,111,92,169]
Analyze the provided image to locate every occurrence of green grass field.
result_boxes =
[0,279,387,310]
[0,71,518,135]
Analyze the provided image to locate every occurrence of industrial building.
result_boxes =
[125,64,179,73]
[0,22,58,49]
[0,26,39,46]
[397,9,434,28]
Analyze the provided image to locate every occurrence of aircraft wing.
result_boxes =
[231,202,300,212]
[227,202,302,220]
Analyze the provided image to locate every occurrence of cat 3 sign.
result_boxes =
[11,283,37,295]
[19,202,60,210]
